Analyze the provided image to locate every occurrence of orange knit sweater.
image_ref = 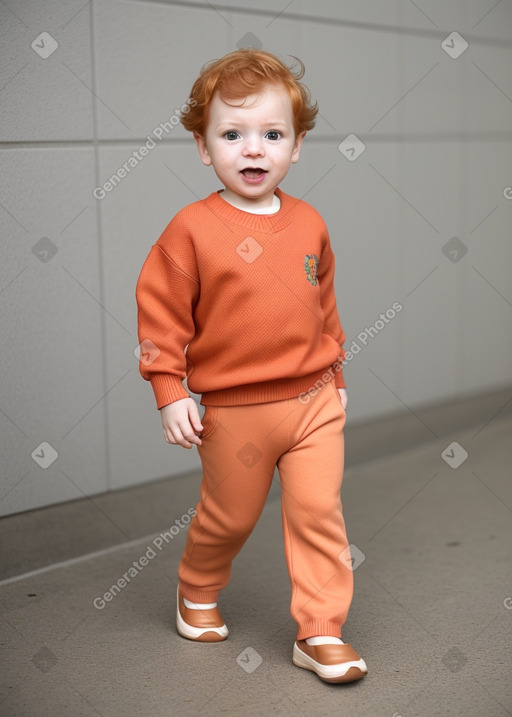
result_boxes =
[136,187,347,408]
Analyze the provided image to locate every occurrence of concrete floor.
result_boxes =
[1,415,511,716]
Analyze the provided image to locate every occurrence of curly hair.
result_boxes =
[180,48,318,137]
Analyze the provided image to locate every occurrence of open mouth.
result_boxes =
[241,168,267,178]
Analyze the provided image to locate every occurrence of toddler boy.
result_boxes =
[136,48,367,683]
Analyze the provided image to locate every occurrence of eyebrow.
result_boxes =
[215,120,289,129]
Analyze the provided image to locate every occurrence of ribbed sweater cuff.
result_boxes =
[150,374,190,409]
[178,583,220,604]
[296,620,343,641]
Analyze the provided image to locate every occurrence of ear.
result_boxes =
[193,132,212,166]
[290,131,306,164]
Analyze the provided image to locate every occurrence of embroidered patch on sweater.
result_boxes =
[304,254,319,286]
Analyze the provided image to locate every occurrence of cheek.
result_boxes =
[214,145,237,166]
[274,148,294,168]
[278,140,296,158]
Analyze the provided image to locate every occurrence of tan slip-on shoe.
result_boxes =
[176,585,229,642]
[293,640,368,683]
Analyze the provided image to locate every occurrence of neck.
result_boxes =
[220,189,276,212]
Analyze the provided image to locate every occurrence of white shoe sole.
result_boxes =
[176,586,229,640]
[292,642,367,682]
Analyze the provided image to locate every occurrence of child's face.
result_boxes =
[194,84,306,209]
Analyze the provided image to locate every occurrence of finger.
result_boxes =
[187,403,204,433]
[164,425,192,448]
[182,430,202,447]
[175,424,202,449]
[163,429,177,445]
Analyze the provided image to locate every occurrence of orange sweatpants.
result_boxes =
[177,379,354,641]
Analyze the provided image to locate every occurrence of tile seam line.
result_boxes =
[89,0,113,494]
[121,0,512,49]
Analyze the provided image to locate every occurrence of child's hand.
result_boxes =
[338,388,348,411]
[160,398,204,449]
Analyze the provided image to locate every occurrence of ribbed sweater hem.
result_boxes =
[199,368,345,406]
[149,366,346,409]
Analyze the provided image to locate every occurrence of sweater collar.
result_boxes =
[203,187,296,233]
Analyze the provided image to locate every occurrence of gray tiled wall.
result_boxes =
[1,0,511,516]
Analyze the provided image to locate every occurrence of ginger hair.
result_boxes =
[180,48,318,138]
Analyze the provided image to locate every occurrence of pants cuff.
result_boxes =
[178,581,220,604]
[296,620,343,641]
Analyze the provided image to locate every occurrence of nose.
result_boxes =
[242,133,265,157]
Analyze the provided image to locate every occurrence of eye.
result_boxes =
[265,130,281,141]
[223,130,240,140]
